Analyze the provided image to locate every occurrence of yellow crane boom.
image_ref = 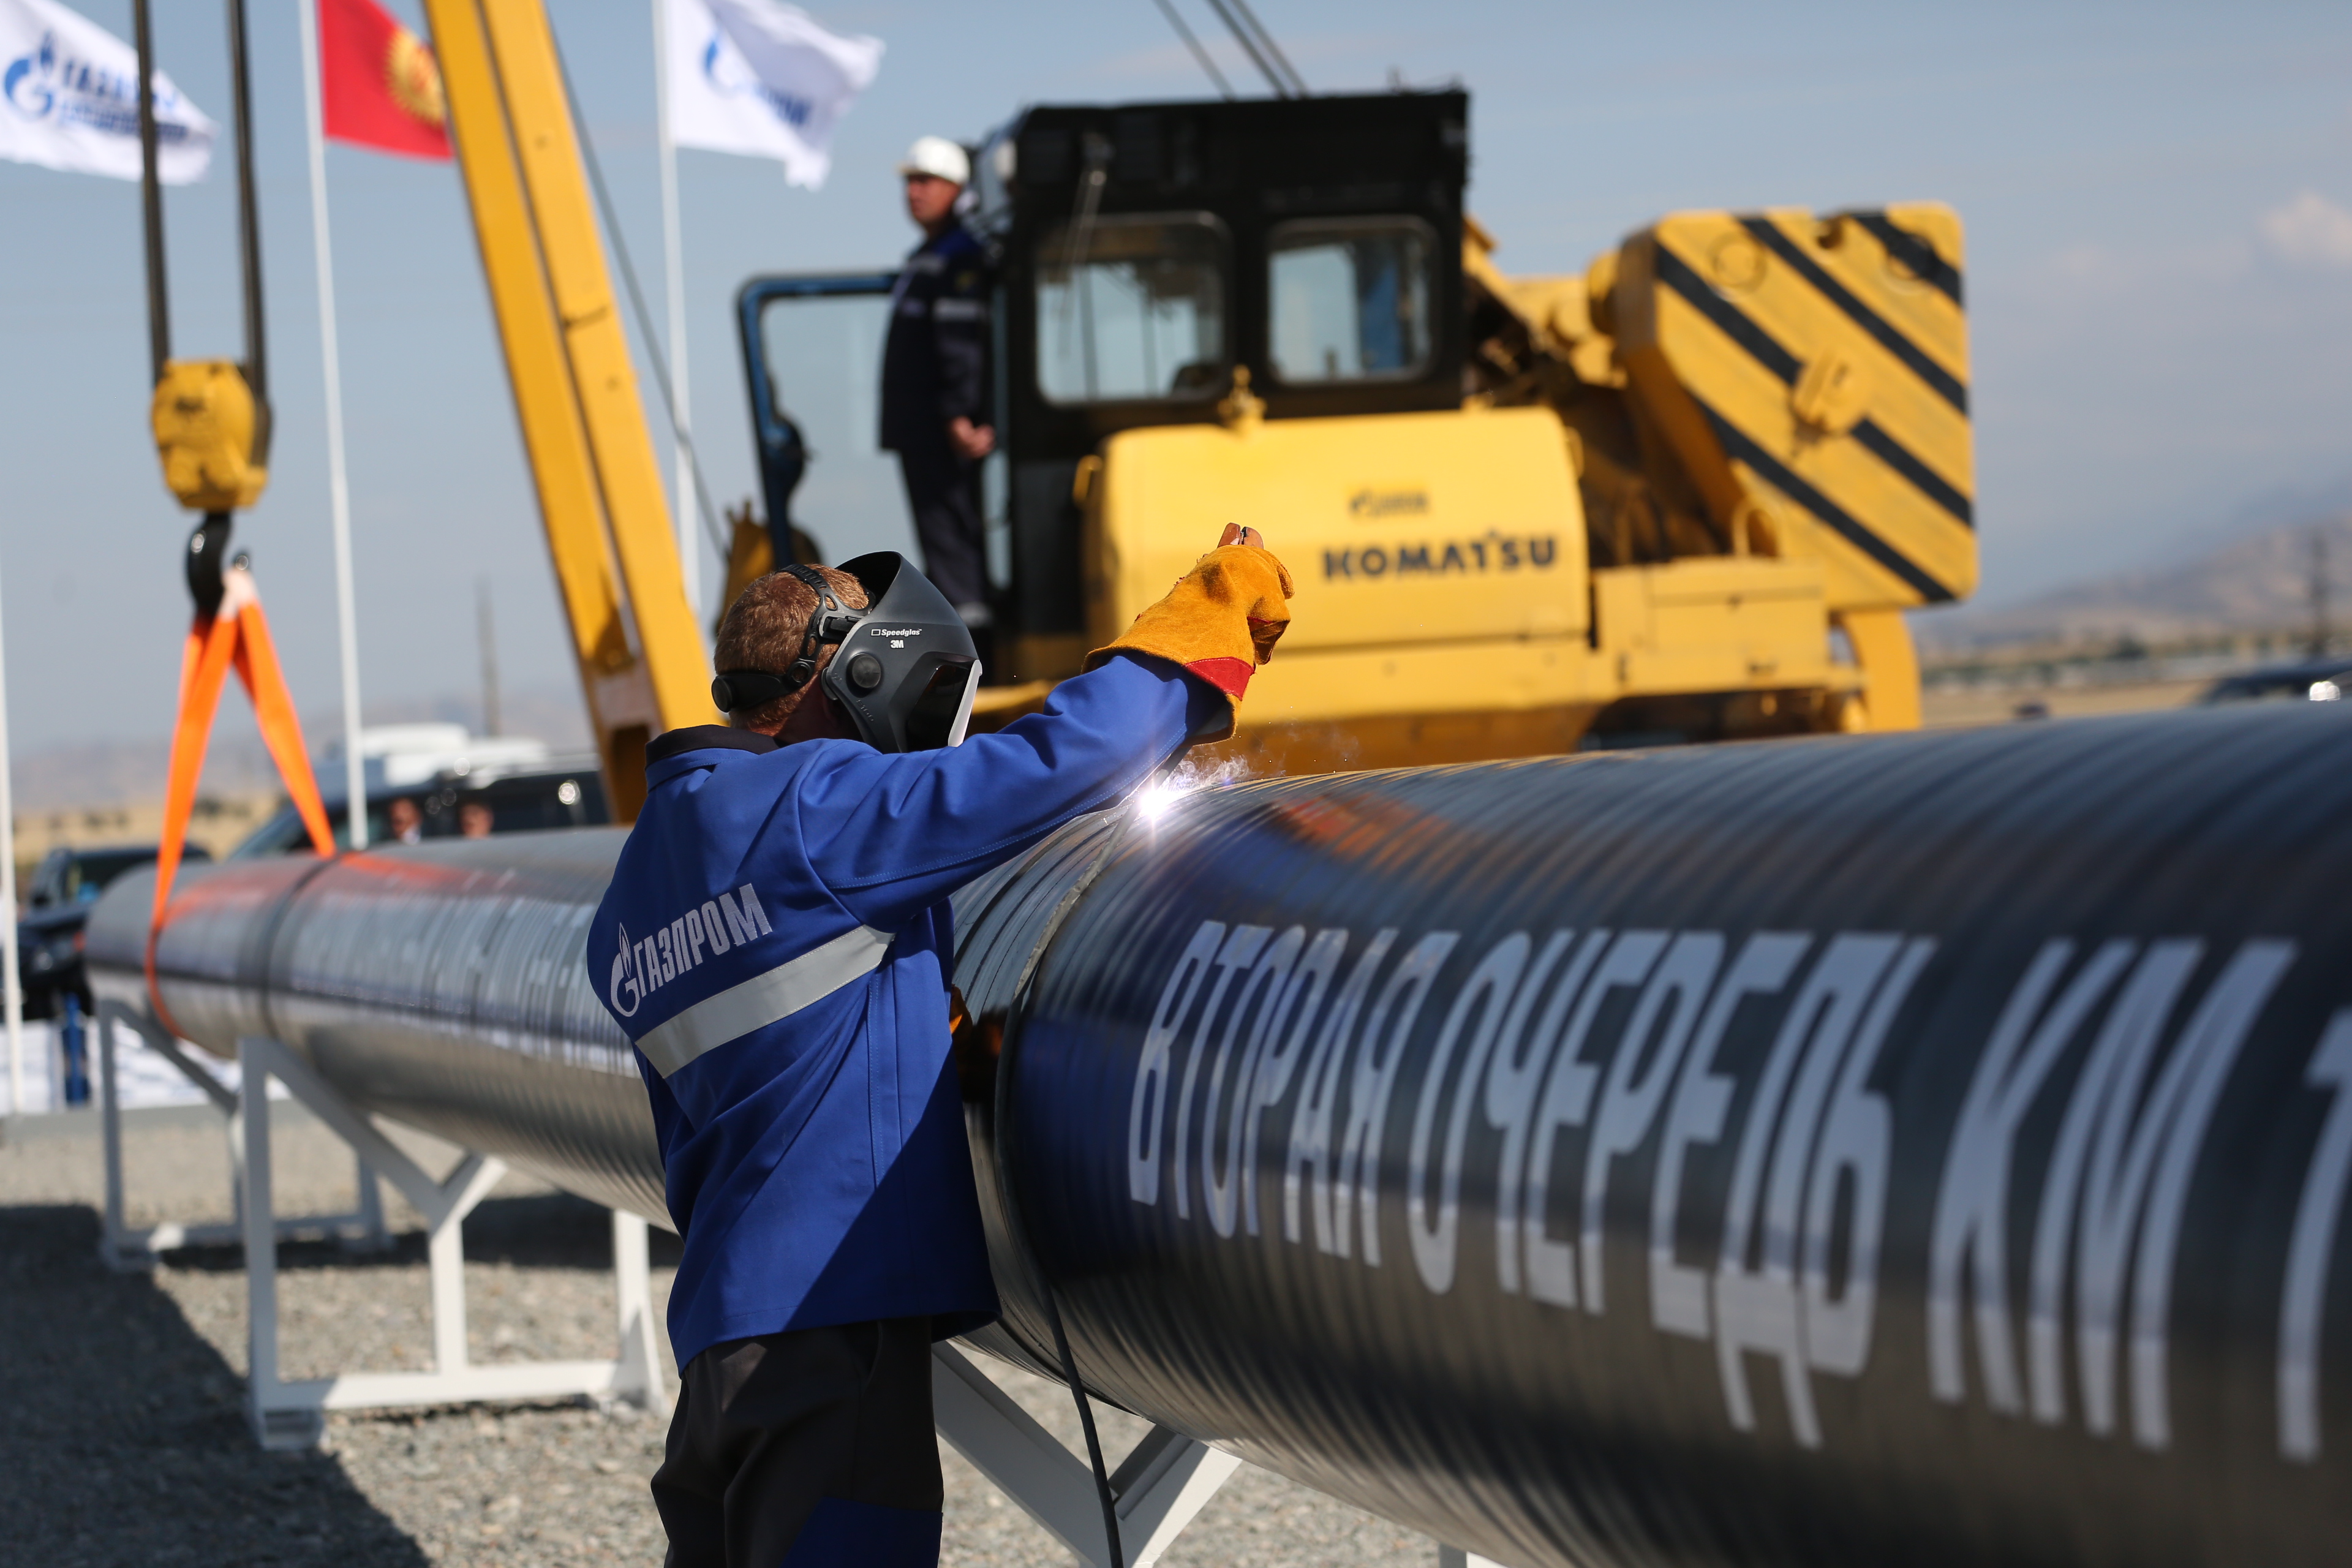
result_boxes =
[423,0,715,821]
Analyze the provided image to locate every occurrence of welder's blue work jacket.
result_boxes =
[587,654,1218,1370]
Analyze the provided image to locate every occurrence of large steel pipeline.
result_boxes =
[87,831,663,1220]
[86,704,2352,1567]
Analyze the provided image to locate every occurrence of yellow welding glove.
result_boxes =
[1085,528,1295,741]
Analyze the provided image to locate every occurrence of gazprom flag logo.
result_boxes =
[699,34,812,129]
[0,0,215,183]
[662,0,881,191]
[1,29,69,120]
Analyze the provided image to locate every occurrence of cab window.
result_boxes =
[1036,215,1227,404]
[753,287,903,553]
[1267,218,1434,384]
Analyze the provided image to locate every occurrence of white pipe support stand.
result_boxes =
[233,1033,670,1447]
[930,1340,1243,1567]
[94,1001,387,1270]
[88,1020,668,1457]
[221,1030,667,1449]
[930,1332,1510,1568]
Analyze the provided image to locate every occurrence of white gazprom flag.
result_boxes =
[666,0,880,190]
[0,0,214,183]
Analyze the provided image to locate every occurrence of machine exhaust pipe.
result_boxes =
[88,705,2352,1567]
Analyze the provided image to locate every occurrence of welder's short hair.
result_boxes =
[713,565,869,731]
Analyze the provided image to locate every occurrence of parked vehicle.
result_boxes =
[2198,655,2352,704]
[230,756,611,859]
[17,843,205,1019]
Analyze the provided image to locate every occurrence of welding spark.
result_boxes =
[1137,780,1184,821]
[1131,755,1261,825]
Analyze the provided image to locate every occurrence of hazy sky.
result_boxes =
[2,0,2350,754]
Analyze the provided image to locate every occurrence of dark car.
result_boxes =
[2198,656,2352,705]
[231,758,612,859]
[18,843,206,1019]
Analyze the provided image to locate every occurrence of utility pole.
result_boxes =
[2310,528,2332,659]
[477,578,502,737]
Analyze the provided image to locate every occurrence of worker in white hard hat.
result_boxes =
[880,135,995,643]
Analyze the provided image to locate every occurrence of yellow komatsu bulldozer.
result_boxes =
[417,5,1971,811]
[733,93,1973,773]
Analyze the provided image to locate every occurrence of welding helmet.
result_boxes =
[709,554,981,753]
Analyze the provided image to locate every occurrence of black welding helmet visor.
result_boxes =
[820,552,982,753]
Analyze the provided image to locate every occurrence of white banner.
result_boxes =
[665,0,880,190]
[0,0,214,184]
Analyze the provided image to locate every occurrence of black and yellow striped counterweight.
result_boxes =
[1611,205,1973,611]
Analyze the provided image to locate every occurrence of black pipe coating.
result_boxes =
[951,704,2352,1567]
[88,706,2352,1566]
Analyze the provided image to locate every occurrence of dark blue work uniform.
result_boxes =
[880,223,992,612]
[587,654,1219,1567]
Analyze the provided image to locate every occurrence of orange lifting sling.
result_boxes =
[144,569,336,1036]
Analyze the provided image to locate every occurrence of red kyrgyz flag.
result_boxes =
[320,0,451,160]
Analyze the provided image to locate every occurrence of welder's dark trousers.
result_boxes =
[652,1317,942,1568]
[894,439,988,614]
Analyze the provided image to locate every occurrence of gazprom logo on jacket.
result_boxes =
[609,883,773,1018]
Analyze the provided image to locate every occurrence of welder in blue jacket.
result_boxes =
[588,529,1292,1568]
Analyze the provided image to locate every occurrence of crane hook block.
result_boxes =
[151,360,270,513]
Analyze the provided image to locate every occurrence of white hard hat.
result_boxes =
[897,135,969,186]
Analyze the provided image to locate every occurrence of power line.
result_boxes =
[1223,0,1308,96]
[1199,0,1293,97]
[1148,0,1235,99]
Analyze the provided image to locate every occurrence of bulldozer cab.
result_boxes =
[735,268,900,569]
[734,91,1471,674]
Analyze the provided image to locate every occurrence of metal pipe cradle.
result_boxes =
[86,705,2352,1568]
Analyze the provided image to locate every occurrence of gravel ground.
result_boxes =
[0,1106,1440,1567]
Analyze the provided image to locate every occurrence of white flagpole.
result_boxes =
[653,0,700,617]
[0,549,22,1119]
[297,0,368,848]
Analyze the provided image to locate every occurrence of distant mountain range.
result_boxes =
[1918,510,2352,653]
